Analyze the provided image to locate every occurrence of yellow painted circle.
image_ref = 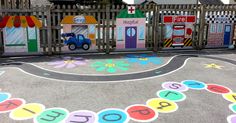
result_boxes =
[10,103,45,120]
[223,93,236,103]
[146,98,178,113]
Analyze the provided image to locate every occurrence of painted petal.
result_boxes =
[126,54,137,58]
[107,67,116,73]
[74,61,86,65]
[106,59,113,63]
[91,62,104,67]
[118,63,129,67]
[66,63,77,69]
[54,63,66,68]
[140,61,149,65]
[48,61,64,65]
[128,58,138,63]
[74,57,84,61]
[115,61,126,64]
[96,67,106,72]
[117,66,128,71]
[140,54,148,57]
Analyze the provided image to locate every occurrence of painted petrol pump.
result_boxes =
[163,15,196,48]
[172,25,185,46]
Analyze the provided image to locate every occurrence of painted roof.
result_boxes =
[117,9,145,18]
[61,16,98,24]
[0,16,42,28]
[199,0,223,4]
[147,0,198,4]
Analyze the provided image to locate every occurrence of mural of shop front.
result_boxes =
[206,15,236,47]
[0,16,42,54]
[116,6,146,49]
[61,15,97,51]
[163,15,196,48]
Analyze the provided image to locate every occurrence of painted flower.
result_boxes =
[126,54,162,65]
[48,56,87,69]
[91,59,129,73]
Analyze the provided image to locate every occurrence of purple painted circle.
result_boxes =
[162,82,188,92]
[65,110,96,123]
[228,115,236,123]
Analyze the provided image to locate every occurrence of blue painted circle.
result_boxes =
[98,109,128,123]
[182,80,206,90]
[0,93,11,103]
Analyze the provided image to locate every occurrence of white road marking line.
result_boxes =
[0,71,5,76]
[0,58,190,84]
[24,55,177,76]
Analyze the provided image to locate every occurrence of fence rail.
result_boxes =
[0,3,236,55]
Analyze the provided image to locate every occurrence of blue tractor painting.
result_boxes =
[62,33,91,51]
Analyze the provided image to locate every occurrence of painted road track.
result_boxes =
[0,55,235,82]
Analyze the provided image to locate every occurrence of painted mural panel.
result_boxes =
[116,7,146,49]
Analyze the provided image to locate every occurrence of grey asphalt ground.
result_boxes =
[0,50,235,123]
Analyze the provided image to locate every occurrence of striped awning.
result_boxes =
[0,16,42,28]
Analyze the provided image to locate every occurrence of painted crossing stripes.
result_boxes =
[164,39,173,47]
[164,38,192,47]
[184,38,192,47]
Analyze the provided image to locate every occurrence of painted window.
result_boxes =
[5,27,25,46]
[165,25,173,38]
[117,27,123,41]
[89,25,95,34]
[127,28,136,37]
[210,24,217,33]
[225,26,231,32]
[217,24,223,33]
[28,27,36,40]
[78,35,84,40]
[173,29,185,36]
[138,26,145,40]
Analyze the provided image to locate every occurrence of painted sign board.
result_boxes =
[164,16,196,23]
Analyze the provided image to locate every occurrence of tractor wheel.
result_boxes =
[68,43,77,51]
[82,43,90,50]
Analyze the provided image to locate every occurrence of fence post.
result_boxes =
[105,4,110,54]
[154,5,161,52]
[46,5,53,55]
[198,5,206,50]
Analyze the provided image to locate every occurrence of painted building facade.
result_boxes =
[163,15,196,48]
[61,15,97,50]
[116,7,146,49]
[0,16,42,54]
[206,15,236,47]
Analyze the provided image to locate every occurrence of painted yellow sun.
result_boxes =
[204,63,224,69]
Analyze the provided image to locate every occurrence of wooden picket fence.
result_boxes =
[0,3,236,56]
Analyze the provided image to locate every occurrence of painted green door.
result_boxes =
[27,27,38,52]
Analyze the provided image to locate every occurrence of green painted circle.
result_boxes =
[230,104,236,113]
[35,108,68,123]
[157,90,186,102]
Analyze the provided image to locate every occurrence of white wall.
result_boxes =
[230,0,236,4]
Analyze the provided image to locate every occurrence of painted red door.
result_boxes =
[125,27,137,48]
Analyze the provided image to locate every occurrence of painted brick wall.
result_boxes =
[207,31,224,47]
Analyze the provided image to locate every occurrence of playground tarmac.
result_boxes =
[0,50,236,123]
